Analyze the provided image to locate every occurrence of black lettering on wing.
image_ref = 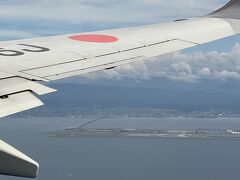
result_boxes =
[19,44,50,52]
[0,48,24,56]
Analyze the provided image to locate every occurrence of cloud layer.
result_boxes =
[82,43,240,82]
[0,0,228,39]
[0,0,225,23]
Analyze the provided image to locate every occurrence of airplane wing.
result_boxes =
[0,0,240,118]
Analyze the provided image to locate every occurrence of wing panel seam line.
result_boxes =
[0,90,33,99]
[43,56,143,78]
[19,39,181,72]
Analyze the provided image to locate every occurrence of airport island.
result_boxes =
[49,128,240,140]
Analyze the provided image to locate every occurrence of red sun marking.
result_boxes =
[69,34,119,43]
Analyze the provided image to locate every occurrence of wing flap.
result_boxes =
[0,91,43,118]
[0,77,56,117]
[42,56,144,80]
[0,77,56,96]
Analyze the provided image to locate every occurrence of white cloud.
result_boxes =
[0,0,229,39]
[216,70,240,80]
[82,43,240,82]
[0,0,227,24]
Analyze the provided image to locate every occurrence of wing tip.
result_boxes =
[208,0,240,19]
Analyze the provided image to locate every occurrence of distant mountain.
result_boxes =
[40,83,240,111]
[58,77,240,93]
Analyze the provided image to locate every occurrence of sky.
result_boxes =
[1,0,240,84]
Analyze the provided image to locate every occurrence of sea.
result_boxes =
[1,116,240,180]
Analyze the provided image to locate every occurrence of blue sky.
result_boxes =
[0,0,228,39]
[1,0,240,83]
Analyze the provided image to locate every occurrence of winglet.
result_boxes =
[208,0,240,19]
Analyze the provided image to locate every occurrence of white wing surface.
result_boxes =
[0,0,240,117]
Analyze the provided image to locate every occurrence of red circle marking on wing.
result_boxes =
[69,34,119,43]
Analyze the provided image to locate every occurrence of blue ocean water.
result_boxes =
[0,117,240,180]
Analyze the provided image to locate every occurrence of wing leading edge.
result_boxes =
[0,0,240,117]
